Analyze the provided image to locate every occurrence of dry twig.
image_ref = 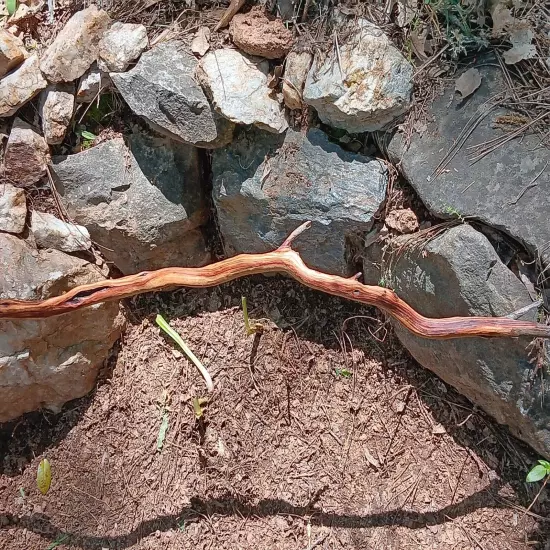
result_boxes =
[2,223,550,342]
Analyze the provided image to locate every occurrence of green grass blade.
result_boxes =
[242,296,253,334]
[155,314,214,392]
[46,534,69,550]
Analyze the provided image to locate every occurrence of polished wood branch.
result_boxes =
[1,222,549,340]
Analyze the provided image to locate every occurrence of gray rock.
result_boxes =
[0,29,27,78]
[98,22,148,72]
[39,85,75,145]
[111,41,234,148]
[363,224,550,457]
[197,49,288,134]
[0,55,47,117]
[0,183,26,234]
[3,118,50,188]
[282,51,313,110]
[51,135,210,274]
[31,210,91,252]
[40,6,111,83]
[387,60,550,264]
[212,127,387,275]
[76,64,111,103]
[0,233,123,422]
[303,18,413,132]
[276,0,297,20]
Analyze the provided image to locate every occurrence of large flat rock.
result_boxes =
[111,41,234,148]
[51,134,210,274]
[387,60,550,263]
[3,118,50,188]
[304,18,413,132]
[0,28,27,78]
[363,224,550,457]
[40,6,111,83]
[197,49,288,134]
[0,233,123,422]
[0,55,47,117]
[213,127,387,275]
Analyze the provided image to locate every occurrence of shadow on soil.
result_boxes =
[0,478,522,549]
[1,275,548,546]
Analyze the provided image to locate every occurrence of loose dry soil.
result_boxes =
[1,277,549,549]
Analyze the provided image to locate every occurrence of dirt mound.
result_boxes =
[1,278,548,549]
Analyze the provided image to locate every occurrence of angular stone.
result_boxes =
[385,208,418,234]
[387,59,550,264]
[51,134,211,274]
[3,118,50,188]
[0,184,26,234]
[363,224,550,457]
[76,64,111,103]
[304,18,413,132]
[31,210,91,252]
[0,55,47,117]
[230,6,293,59]
[111,42,234,148]
[212,127,387,275]
[191,27,210,57]
[0,233,123,422]
[8,0,43,25]
[98,22,148,72]
[198,48,288,133]
[39,85,75,145]
[282,50,312,110]
[40,6,111,83]
[0,29,27,78]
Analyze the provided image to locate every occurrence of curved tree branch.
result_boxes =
[1,222,549,340]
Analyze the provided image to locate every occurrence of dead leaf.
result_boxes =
[267,64,283,89]
[214,0,245,32]
[413,120,427,134]
[455,67,482,99]
[338,5,359,16]
[489,0,515,37]
[261,159,272,183]
[364,447,381,469]
[410,24,429,60]
[395,401,407,413]
[432,423,447,435]
[191,26,210,57]
[397,0,417,27]
[427,64,448,78]
[503,27,537,64]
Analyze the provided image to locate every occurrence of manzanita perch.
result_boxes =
[1,222,549,340]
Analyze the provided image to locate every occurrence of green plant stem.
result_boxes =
[525,475,549,515]
[242,296,259,335]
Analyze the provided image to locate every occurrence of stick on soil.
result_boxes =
[1,222,549,340]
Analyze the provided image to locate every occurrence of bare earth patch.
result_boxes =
[1,277,549,549]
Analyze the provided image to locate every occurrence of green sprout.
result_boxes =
[526,460,550,483]
[242,296,263,335]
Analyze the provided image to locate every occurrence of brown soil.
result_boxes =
[1,277,549,550]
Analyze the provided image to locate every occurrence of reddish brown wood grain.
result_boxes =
[1,223,549,340]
